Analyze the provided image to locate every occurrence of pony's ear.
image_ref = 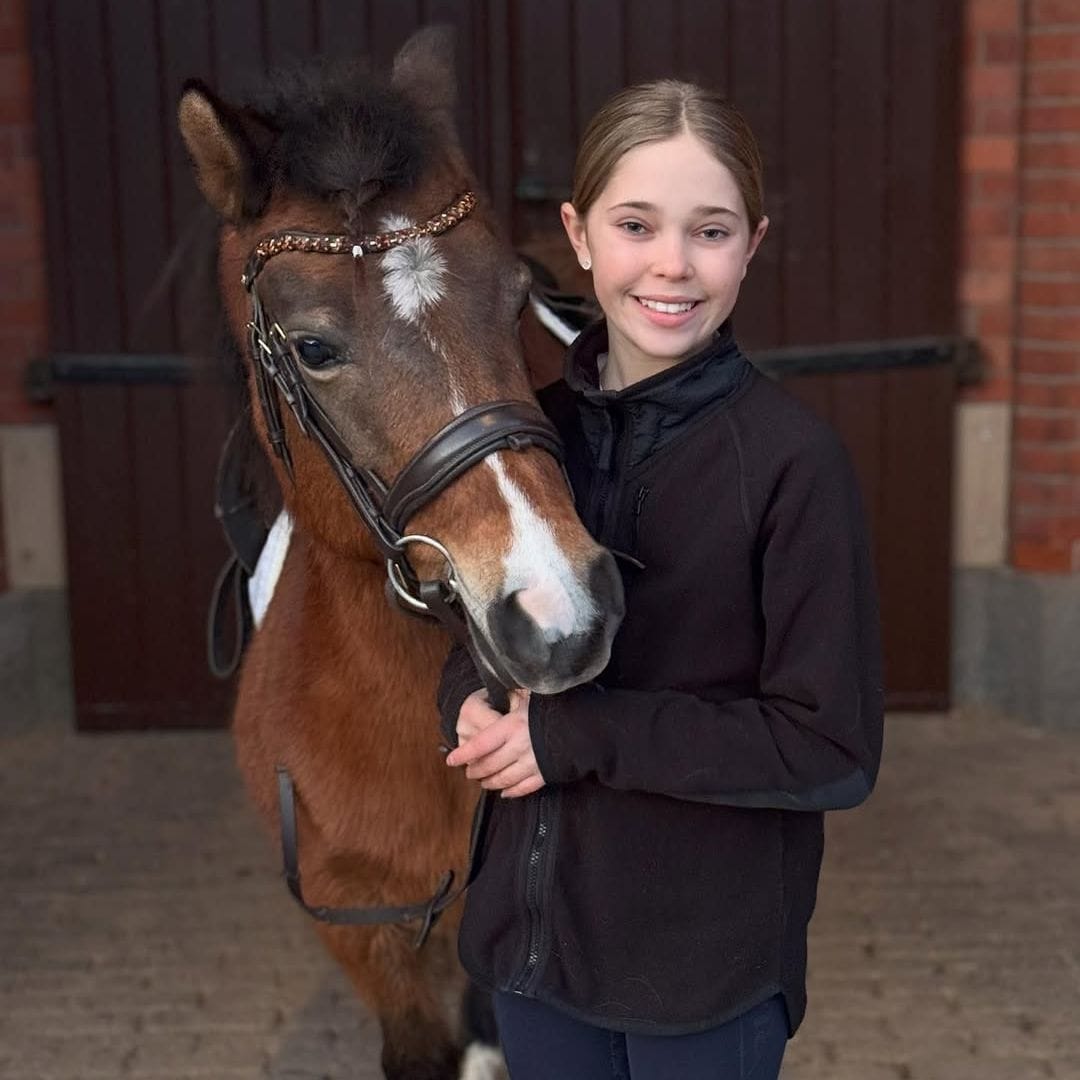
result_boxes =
[178,80,274,223]
[391,25,457,119]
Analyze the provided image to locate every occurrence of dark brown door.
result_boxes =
[30,0,960,725]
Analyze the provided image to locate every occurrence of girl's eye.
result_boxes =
[294,337,339,369]
[619,221,648,235]
[700,227,730,241]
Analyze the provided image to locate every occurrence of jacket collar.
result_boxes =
[564,319,751,472]
[566,318,745,406]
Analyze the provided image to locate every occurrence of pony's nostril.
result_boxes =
[495,590,547,660]
[513,584,576,641]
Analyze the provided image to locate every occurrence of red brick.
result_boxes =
[1010,539,1073,572]
[1027,66,1080,98]
[974,170,1021,201]
[967,62,1022,101]
[968,200,1016,236]
[1014,444,1080,475]
[1020,278,1080,305]
[964,134,1019,171]
[964,233,1018,270]
[1015,376,1080,407]
[1023,172,1080,204]
[0,397,53,425]
[960,377,1014,404]
[1014,410,1080,441]
[1024,103,1080,135]
[985,29,1024,62]
[1021,207,1080,237]
[1027,29,1080,61]
[977,334,1016,377]
[974,100,1022,134]
[1018,345,1080,374]
[968,0,1023,32]
[962,268,1014,304]
[1012,475,1080,508]
[976,302,1016,337]
[1024,138,1080,169]
[1021,242,1080,273]
[1020,308,1080,340]
[1030,0,1080,26]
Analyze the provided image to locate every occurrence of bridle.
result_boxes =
[242,190,563,637]
[241,190,563,944]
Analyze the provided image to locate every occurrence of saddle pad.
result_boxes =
[248,510,293,628]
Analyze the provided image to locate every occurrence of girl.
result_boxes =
[440,79,883,1079]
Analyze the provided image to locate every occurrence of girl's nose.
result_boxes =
[652,235,692,279]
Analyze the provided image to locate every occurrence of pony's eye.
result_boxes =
[294,337,338,369]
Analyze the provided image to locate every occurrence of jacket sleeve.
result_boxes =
[436,642,486,750]
[528,434,884,812]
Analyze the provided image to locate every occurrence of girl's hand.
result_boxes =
[455,688,504,744]
[446,690,543,798]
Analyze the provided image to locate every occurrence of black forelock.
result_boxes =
[247,61,432,221]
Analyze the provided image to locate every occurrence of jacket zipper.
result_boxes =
[511,789,552,993]
[631,485,650,555]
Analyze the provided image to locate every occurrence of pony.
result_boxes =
[177,27,623,1080]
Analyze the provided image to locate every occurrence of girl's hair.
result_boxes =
[571,80,765,229]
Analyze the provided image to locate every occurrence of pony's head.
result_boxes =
[178,28,622,694]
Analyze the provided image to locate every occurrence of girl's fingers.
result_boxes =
[499,775,545,799]
[478,761,532,791]
[464,745,520,781]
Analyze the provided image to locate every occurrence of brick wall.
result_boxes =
[961,0,1080,574]
[0,0,48,426]
[1015,1,1080,572]
[0,0,51,591]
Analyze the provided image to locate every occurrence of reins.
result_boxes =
[241,191,558,946]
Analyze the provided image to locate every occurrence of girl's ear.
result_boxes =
[560,202,592,270]
[741,215,770,280]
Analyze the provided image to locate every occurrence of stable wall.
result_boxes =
[955,0,1080,725]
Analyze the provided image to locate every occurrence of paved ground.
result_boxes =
[2,593,1079,1079]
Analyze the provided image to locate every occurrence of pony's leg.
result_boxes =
[457,981,506,1080]
[316,921,465,1080]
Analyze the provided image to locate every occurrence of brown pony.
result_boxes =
[178,27,622,1080]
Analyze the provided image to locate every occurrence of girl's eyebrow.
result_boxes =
[607,200,739,217]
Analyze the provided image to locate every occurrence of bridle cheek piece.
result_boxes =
[242,191,563,944]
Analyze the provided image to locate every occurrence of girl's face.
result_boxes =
[562,131,768,377]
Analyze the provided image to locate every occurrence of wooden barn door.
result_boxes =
[30,0,960,727]
[499,0,963,710]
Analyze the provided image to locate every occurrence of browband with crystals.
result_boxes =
[241,191,477,288]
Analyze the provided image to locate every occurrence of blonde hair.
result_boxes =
[571,80,765,229]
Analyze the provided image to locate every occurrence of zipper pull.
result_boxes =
[630,485,650,560]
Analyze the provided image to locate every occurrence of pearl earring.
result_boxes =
[580,255,592,271]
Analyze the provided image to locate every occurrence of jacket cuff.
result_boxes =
[436,644,486,749]
[529,682,606,784]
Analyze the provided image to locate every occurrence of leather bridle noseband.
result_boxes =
[242,190,562,944]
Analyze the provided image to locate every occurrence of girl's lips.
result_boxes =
[633,295,701,327]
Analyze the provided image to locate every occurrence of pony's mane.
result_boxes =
[247,60,433,229]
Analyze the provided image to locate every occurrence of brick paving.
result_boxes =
[2,691,1079,1078]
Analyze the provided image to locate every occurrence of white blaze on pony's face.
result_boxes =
[380,213,448,323]
[484,455,596,643]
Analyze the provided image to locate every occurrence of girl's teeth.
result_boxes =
[638,298,695,314]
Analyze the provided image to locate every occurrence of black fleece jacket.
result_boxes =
[438,319,884,1036]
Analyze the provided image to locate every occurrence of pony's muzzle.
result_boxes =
[486,550,624,694]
